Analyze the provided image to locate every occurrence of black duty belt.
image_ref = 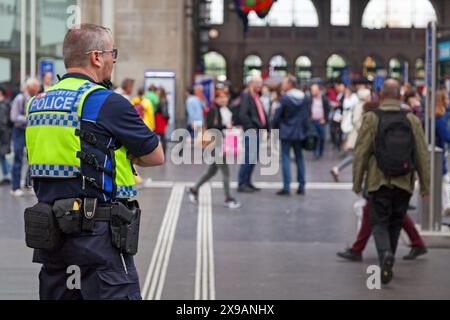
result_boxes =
[95,205,114,221]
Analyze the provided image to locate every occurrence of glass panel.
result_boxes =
[248,0,319,27]
[209,0,224,25]
[362,0,437,29]
[331,0,350,26]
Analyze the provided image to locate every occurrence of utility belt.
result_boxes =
[24,198,141,256]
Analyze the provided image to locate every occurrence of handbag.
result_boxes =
[223,128,240,158]
[302,120,319,151]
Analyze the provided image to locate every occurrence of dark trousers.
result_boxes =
[281,140,305,192]
[329,121,342,151]
[36,222,142,300]
[238,134,260,187]
[12,127,26,191]
[369,187,411,264]
[352,202,425,253]
[312,121,326,157]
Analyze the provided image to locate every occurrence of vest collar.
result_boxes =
[61,73,96,83]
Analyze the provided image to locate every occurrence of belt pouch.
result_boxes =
[53,199,82,235]
[24,203,63,251]
[82,198,98,232]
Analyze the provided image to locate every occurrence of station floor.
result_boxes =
[1,144,449,300]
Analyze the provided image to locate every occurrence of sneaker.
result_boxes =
[297,188,305,196]
[188,188,198,204]
[380,251,395,285]
[330,167,340,182]
[403,247,428,260]
[276,189,290,196]
[0,179,11,186]
[248,184,261,192]
[224,198,242,209]
[238,185,255,193]
[337,248,362,262]
[10,189,25,198]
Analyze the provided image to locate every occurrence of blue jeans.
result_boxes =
[238,133,260,186]
[12,127,26,191]
[281,140,305,192]
[312,121,326,157]
[0,155,10,179]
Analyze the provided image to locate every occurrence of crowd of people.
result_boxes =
[181,73,450,284]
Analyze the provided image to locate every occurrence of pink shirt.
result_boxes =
[311,96,324,121]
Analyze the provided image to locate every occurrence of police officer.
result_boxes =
[25,24,164,300]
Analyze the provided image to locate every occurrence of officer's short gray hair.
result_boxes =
[63,24,112,68]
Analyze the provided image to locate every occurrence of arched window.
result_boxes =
[244,54,263,84]
[331,0,350,26]
[327,54,347,79]
[295,56,312,81]
[389,58,405,79]
[269,55,288,78]
[363,56,379,80]
[362,0,437,29]
[203,51,227,81]
[248,0,319,27]
[415,58,425,80]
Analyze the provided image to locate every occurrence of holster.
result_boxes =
[110,200,141,256]
[24,203,63,251]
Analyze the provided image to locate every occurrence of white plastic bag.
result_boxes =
[353,198,367,233]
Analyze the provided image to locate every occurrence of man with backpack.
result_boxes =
[353,79,429,285]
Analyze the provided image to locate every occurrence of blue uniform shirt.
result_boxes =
[32,73,160,204]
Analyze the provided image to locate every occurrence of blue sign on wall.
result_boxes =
[438,41,450,62]
[39,59,54,82]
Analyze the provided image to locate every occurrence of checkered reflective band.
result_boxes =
[116,186,137,199]
[30,164,80,178]
[27,113,78,128]
[72,82,98,114]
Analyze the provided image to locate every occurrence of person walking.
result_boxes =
[10,78,40,197]
[329,82,345,151]
[330,88,371,181]
[186,86,205,140]
[353,79,430,285]
[0,86,12,185]
[308,84,330,159]
[188,90,241,209]
[237,75,268,193]
[337,203,428,261]
[25,24,164,300]
[272,75,308,196]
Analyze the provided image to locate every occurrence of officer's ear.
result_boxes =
[89,51,103,69]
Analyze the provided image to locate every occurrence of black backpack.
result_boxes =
[373,109,416,177]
